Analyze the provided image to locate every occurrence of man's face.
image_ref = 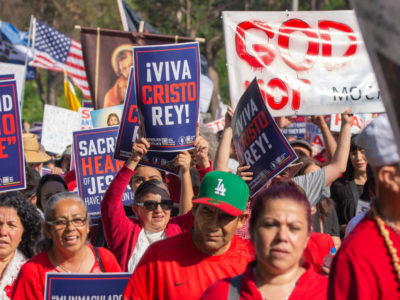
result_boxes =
[191,204,246,256]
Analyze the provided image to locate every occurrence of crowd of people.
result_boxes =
[1,108,398,300]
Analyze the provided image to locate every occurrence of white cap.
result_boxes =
[354,114,400,167]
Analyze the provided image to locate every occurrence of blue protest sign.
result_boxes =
[232,78,297,197]
[73,127,134,225]
[0,80,25,192]
[115,67,140,160]
[134,42,200,151]
[0,74,15,80]
[282,116,307,139]
[140,151,180,176]
[44,273,131,300]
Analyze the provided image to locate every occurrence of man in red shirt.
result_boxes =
[329,115,400,299]
[123,171,255,300]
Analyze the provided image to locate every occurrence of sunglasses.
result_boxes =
[135,200,173,211]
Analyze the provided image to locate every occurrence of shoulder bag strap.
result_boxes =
[93,247,106,272]
[227,274,243,300]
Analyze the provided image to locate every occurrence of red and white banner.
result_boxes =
[204,118,225,134]
[222,10,385,116]
[330,113,375,134]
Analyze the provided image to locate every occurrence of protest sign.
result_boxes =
[139,151,180,176]
[90,105,124,128]
[73,126,134,224]
[134,42,200,151]
[41,167,65,178]
[222,10,385,116]
[114,67,140,160]
[305,120,325,155]
[282,116,307,139]
[44,273,131,300]
[78,107,93,130]
[0,80,25,192]
[330,113,374,134]
[82,99,94,108]
[205,118,225,134]
[232,78,297,197]
[41,105,81,154]
[0,63,25,105]
[0,74,14,80]
[352,0,400,153]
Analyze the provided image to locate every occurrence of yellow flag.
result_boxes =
[64,74,81,111]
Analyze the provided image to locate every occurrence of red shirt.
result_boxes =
[11,246,121,300]
[201,261,328,299]
[123,230,255,300]
[329,216,400,299]
[303,232,334,274]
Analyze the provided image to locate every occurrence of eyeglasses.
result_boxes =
[135,200,173,211]
[46,217,88,229]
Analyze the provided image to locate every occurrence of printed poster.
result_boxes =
[134,42,200,151]
[0,79,25,192]
[232,78,297,197]
[44,273,131,300]
[73,127,134,225]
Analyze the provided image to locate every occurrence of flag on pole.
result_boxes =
[64,72,81,112]
[0,21,31,64]
[30,19,91,99]
[117,0,160,33]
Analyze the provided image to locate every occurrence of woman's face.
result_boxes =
[133,192,172,233]
[40,181,67,211]
[107,116,119,126]
[45,198,89,255]
[252,198,309,275]
[350,148,368,172]
[0,207,24,260]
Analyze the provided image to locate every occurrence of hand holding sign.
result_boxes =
[174,151,191,173]
[127,137,150,168]
[192,128,210,169]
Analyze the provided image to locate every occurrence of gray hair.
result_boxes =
[45,192,87,221]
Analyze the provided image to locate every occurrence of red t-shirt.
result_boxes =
[303,232,334,274]
[123,230,255,300]
[201,261,328,299]
[12,246,121,300]
[329,217,400,299]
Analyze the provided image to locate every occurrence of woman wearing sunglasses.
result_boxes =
[12,192,121,300]
[101,137,196,272]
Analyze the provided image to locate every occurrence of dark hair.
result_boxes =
[36,174,68,211]
[20,166,41,198]
[0,192,41,258]
[296,157,322,177]
[249,178,312,238]
[134,179,170,203]
[129,166,166,190]
[107,113,120,126]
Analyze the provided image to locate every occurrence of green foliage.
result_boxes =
[21,80,43,125]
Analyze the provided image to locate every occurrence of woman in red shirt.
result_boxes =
[202,179,328,300]
[12,192,121,300]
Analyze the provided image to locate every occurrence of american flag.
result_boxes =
[30,20,91,99]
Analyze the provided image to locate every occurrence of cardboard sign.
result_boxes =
[44,272,131,300]
[0,80,25,192]
[41,105,81,154]
[78,107,94,130]
[73,127,134,224]
[222,11,385,116]
[134,42,200,151]
[232,78,297,197]
[114,67,140,161]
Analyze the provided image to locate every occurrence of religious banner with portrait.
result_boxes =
[80,27,195,109]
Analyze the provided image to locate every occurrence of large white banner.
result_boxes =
[222,10,385,116]
[41,105,81,154]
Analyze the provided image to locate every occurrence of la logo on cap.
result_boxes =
[214,178,226,196]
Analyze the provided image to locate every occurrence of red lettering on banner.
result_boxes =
[0,138,7,158]
[313,135,324,147]
[141,82,196,104]
[116,159,125,171]
[128,105,138,123]
[235,21,275,68]
[319,21,356,58]
[81,158,93,176]
[94,156,103,175]
[278,19,319,71]
[238,111,269,153]
[2,114,15,135]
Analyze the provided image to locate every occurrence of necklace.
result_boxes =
[370,206,400,283]
[50,248,85,273]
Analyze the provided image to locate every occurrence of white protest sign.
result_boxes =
[222,10,385,116]
[352,0,400,156]
[204,118,225,134]
[199,74,214,113]
[0,62,25,104]
[41,105,81,154]
[330,113,374,134]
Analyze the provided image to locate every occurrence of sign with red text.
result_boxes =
[282,116,307,139]
[222,11,385,116]
[73,127,134,225]
[0,79,25,192]
[78,107,93,130]
[330,113,374,134]
[204,118,225,134]
[134,42,200,151]
[232,78,297,197]
[0,63,25,104]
